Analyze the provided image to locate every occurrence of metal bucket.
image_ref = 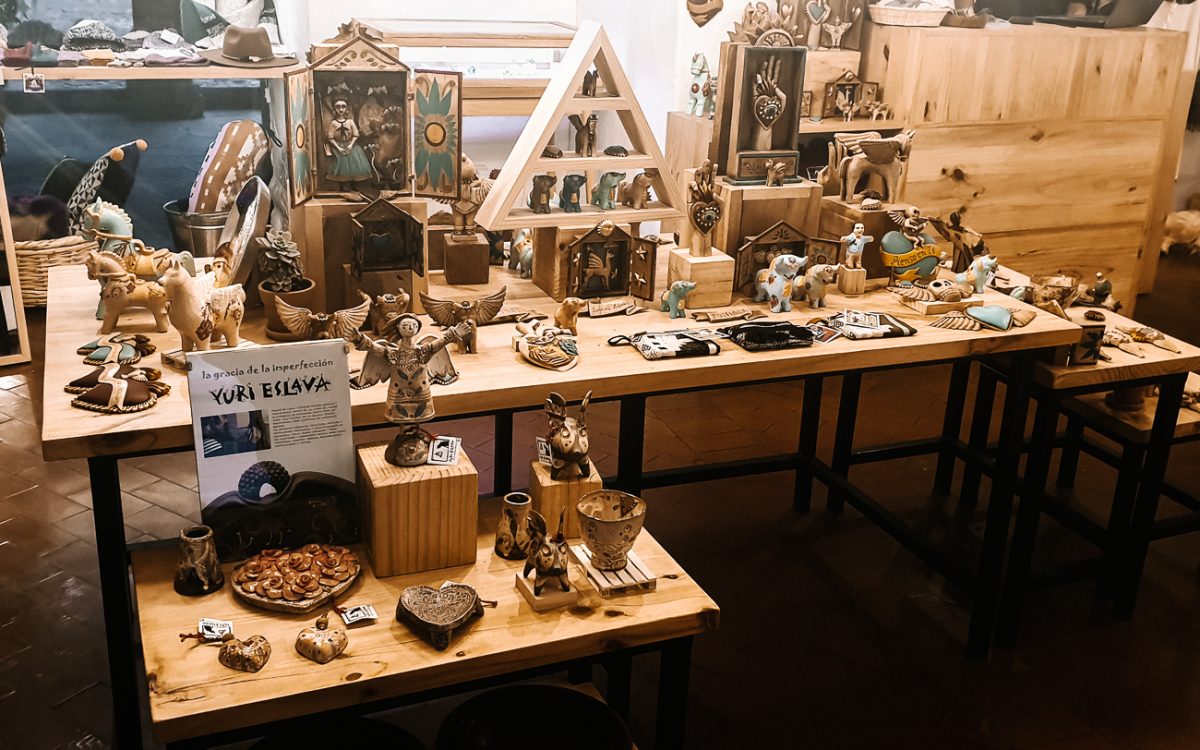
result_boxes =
[163,199,229,258]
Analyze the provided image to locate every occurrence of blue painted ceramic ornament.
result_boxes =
[879,230,940,286]
[966,305,1013,331]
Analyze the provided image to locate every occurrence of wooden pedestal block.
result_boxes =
[708,177,822,257]
[838,266,866,296]
[342,265,421,315]
[515,572,579,612]
[427,226,449,270]
[818,197,897,283]
[443,233,490,286]
[528,460,600,539]
[356,443,478,577]
[668,247,734,309]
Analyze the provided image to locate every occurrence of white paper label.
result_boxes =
[339,604,378,626]
[427,436,462,465]
[199,618,234,642]
[536,437,553,467]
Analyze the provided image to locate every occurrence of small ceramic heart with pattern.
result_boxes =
[753,94,784,131]
[689,201,722,236]
[295,611,348,664]
[218,634,272,673]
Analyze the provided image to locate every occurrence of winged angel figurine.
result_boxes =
[419,287,507,354]
[439,154,493,235]
[345,314,471,467]
[275,291,372,340]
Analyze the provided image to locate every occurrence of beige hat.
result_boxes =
[199,25,295,68]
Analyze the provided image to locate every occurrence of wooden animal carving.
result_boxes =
[619,172,655,210]
[545,390,591,480]
[419,287,507,354]
[838,130,915,203]
[85,250,170,334]
[369,290,411,336]
[276,291,372,340]
[160,259,245,353]
[764,159,786,187]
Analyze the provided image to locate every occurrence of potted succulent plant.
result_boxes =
[256,228,316,340]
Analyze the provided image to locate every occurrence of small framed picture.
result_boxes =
[800,90,813,118]
[22,73,45,94]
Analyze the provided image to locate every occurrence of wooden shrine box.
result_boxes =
[356,443,478,577]
[818,197,896,283]
[678,175,821,265]
[293,196,429,313]
[528,460,601,539]
[350,198,424,279]
[532,222,657,302]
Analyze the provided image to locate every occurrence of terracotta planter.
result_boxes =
[258,278,316,341]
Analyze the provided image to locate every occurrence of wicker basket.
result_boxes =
[15,236,98,307]
[868,4,949,26]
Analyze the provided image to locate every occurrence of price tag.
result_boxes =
[535,437,553,467]
[427,436,461,465]
[198,618,234,642]
[22,73,45,94]
[339,604,378,627]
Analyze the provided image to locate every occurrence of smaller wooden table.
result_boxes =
[970,307,1200,647]
[131,515,718,749]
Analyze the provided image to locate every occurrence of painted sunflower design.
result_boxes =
[287,76,313,202]
[414,76,460,197]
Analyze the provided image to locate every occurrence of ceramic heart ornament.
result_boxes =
[966,305,1013,332]
[218,634,271,673]
[753,94,784,131]
[396,582,487,651]
[295,611,348,664]
[689,201,721,236]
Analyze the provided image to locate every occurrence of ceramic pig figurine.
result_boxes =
[545,390,591,480]
[754,253,807,313]
[799,263,839,309]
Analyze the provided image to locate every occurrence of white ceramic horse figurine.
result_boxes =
[85,250,170,334]
[688,53,716,118]
[160,259,245,353]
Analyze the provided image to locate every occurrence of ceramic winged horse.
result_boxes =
[85,250,170,334]
[160,259,246,353]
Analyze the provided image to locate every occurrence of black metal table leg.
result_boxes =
[793,375,824,513]
[1099,442,1146,592]
[966,353,1032,661]
[827,372,862,515]
[995,390,1060,648]
[960,365,998,508]
[617,394,647,496]
[654,636,693,750]
[1112,373,1187,619]
[88,457,143,750]
[934,360,972,495]
[1055,414,1085,489]
[603,652,633,721]
[493,409,513,496]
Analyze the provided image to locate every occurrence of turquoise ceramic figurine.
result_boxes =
[660,280,696,319]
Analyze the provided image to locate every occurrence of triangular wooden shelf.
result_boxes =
[476,21,685,231]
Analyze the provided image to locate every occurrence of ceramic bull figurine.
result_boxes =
[754,253,808,313]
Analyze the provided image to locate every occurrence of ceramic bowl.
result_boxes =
[576,489,647,571]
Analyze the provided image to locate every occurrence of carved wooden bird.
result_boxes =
[275,291,371,341]
[419,287,507,354]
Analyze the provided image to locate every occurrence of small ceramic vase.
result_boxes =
[495,492,532,560]
[173,525,224,596]
[576,490,648,571]
[295,611,349,664]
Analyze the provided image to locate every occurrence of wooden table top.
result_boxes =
[41,261,1081,460]
[131,510,718,743]
[1033,307,1200,391]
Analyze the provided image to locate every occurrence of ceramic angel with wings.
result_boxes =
[419,287,507,354]
[440,154,493,235]
[345,314,470,467]
[888,207,930,246]
[275,291,372,341]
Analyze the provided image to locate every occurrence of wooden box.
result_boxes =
[668,247,734,309]
[817,197,896,283]
[708,178,822,260]
[443,232,490,286]
[528,460,601,539]
[356,443,478,577]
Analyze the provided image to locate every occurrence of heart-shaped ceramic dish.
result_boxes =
[396,582,486,651]
[231,544,360,614]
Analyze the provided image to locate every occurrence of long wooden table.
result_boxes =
[134,514,716,747]
[42,261,1081,748]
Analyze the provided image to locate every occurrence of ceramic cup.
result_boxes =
[576,489,647,571]
[173,524,224,596]
[494,492,532,560]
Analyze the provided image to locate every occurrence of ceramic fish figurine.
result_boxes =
[513,321,579,371]
[1102,328,1145,358]
[1118,325,1180,354]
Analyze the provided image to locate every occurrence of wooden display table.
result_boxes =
[133,515,716,746]
[41,260,1080,746]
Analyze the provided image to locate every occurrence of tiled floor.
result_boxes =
[2,249,1200,749]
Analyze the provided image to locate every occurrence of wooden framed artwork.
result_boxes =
[822,70,878,120]
[565,221,657,300]
[800,90,813,119]
[733,220,807,295]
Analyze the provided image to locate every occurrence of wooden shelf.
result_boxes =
[502,202,680,229]
[1,63,302,81]
[362,18,577,49]
[572,95,630,110]
[537,154,657,172]
[798,118,901,134]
